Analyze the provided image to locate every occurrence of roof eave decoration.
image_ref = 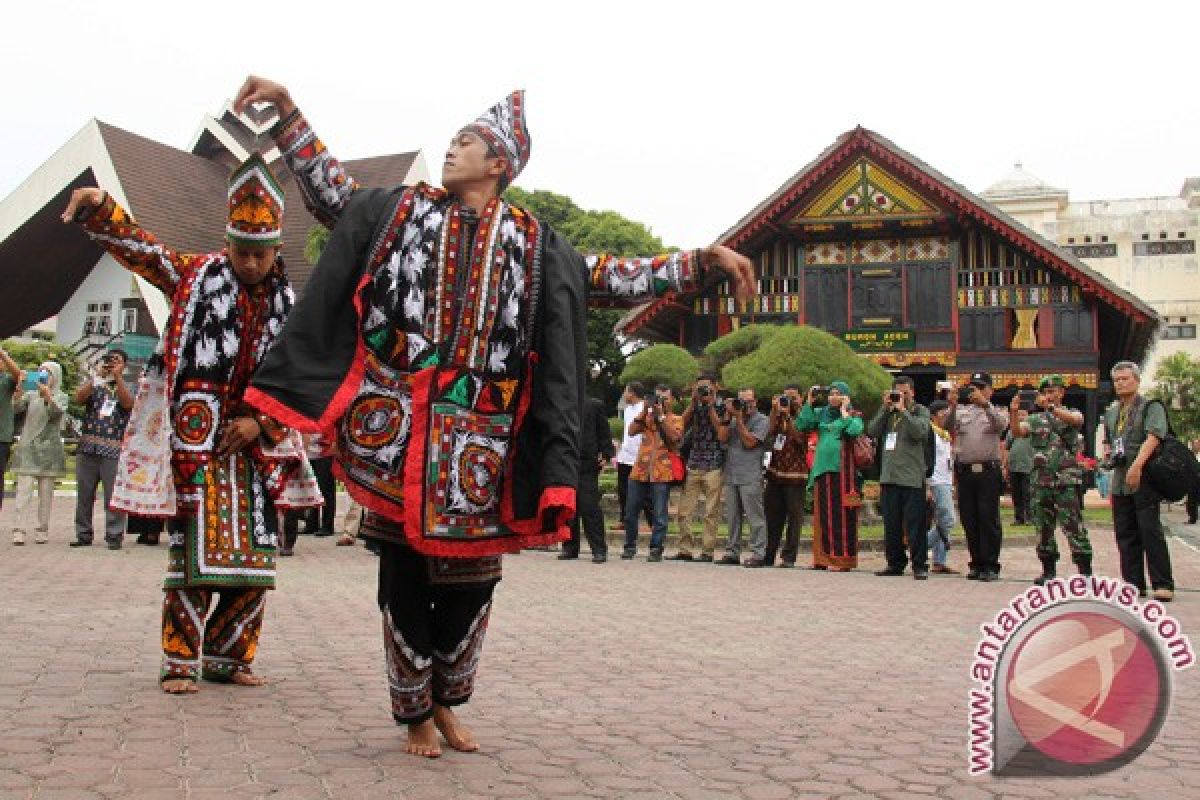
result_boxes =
[719,128,1157,326]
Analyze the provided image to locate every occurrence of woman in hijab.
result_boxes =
[795,380,864,570]
[11,361,68,544]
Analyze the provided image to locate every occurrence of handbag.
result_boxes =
[850,434,875,470]
[669,451,686,483]
[1143,400,1200,502]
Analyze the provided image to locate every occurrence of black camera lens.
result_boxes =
[698,386,711,397]
[778,396,790,408]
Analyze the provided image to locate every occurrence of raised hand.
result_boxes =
[701,245,756,302]
[61,187,106,224]
[233,75,296,119]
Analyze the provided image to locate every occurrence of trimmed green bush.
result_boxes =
[619,344,699,394]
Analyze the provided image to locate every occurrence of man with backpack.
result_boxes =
[946,372,1009,582]
[1103,361,1175,601]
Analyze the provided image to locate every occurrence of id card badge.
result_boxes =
[774,434,787,451]
[1112,437,1125,457]
[884,432,898,451]
[99,395,117,418]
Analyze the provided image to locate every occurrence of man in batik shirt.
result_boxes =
[233,76,754,757]
[62,155,319,694]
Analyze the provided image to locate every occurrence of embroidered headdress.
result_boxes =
[226,153,285,246]
[465,90,531,185]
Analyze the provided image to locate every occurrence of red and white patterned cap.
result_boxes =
[465,90,530,185]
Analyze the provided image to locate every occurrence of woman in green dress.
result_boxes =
[795,380,864,570]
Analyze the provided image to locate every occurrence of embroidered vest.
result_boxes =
[336,185,545,555]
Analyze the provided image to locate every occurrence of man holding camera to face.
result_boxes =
[717,388,770,567]
[869,376,932,579]
[623,386,682,562]
[764,384,807,567]
[671,373,726,562]
[1011,375,1091,586]
[946,372,1009,581]
[71,349,135,549]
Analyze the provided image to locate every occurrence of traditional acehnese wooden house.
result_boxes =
[620,127,1160,436]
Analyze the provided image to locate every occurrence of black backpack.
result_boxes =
[1142,400,1200,502]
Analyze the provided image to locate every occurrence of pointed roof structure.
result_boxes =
[620,126,1159,365]
[0,104,427,339]
[981,162,1068,203]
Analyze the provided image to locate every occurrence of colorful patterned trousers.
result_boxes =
[1032,485,1092,563]
[161,588,267,682]
[376,540,499,725]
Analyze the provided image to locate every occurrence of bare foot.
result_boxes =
[405,719,442,758]
[229,671,267,687]
[161,679,198,694]
[433,704,479,752]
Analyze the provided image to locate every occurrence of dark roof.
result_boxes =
[0,170,105,338]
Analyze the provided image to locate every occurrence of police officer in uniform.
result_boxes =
[1011,374,1092,585]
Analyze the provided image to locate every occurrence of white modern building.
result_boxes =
[0,102,428,367]
[982,165,1198,383]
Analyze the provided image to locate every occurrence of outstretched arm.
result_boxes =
[234,76,358,229]
[62,188,191,295]
[584,245,755,306]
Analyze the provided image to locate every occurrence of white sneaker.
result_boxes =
[12,530,25,546]
[34,529,48,544]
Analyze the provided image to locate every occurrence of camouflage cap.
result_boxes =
[1038,374,1066,390]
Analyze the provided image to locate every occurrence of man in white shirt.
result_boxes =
[927,400,958,573]
[615,383,654,536]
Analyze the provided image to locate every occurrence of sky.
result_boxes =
[3,0,1199,248]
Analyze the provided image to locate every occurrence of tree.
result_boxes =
[505,187,669,412]
[619,344,699,394]
[1149,351,1200,443]
[304,224,331,266]
[714,325,893,419]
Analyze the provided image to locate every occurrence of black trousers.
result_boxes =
[764,480,804,565]
[1187,483,1199,524]
[1112,489,1175,591]
[616,462,653,529]
[1009,470,1032,524]
[957,464,1004,574]
[309,456,337,532]
[376,542,498,724]
[0,441,9,510]
[566,469,607,557]
[881,484,927,572]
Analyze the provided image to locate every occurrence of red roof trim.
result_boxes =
[721,129,1152,324]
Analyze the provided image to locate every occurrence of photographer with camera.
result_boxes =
[946,372,1009,581]
[70,349,135,549]
[622,385,682,562]
[10,361,67,545]
[764,384,807,567]
[1103,361,1175,602]
[671,373,726,562]
[869,376,933,580]
[615,383,655,535]
[796,381,863,570]
[716,388,769,567]
[1011,374,1091,586]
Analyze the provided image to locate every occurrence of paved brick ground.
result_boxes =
[1,498,1198,799]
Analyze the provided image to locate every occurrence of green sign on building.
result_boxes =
[841,329,916,352]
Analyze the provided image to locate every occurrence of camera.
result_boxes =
[1017,389,1037,412]
[1104,453,1128,470]
[888,391,902,405]
[643,394,660,408]
[957,386,976,405]
[935,380,955,401]
[810,385,829,407]
[778,395,790,409]
[697,385,712,399]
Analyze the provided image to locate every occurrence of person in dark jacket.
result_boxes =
[560,396,615,562]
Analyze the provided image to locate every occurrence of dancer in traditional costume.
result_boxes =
[61,156,320,694]
[232,76,754,757]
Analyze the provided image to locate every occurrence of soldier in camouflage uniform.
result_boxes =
[1010,374,1092,585]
